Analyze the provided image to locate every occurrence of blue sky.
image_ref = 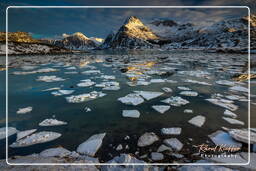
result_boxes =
[0,0,254,39]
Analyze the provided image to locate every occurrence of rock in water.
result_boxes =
[76,133,106,157]
[10,131,61,148]
[188,115,206,127]
[137,132,159,147]
[152,105,170,114]
[163,138,183,151]
[122,110,140,118]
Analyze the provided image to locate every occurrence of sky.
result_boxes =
[0,0,255,39]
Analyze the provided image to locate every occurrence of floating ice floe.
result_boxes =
[229,129,256,144]
[84,107,91,112]
[66,66,76,70]
[137,132,159,147]
[39,119,67,126]
[180,91,198,96]
[16,106,32,114]
[0,127,17,140]
[10,131,61,148]
[42,87,60,91]
[152,105,170,114]
[77,79,95,87]
[208,130,242,147]
[222,117,245,125]
[161,96,189,107]
[157,144,172,152]
[136,80,151,86]
[76,133,106,157]
[99,81,120,91]
[37,75,65,82]
[116,144,123,151]
[184,109,193,113]
[150,79,166,83]
[224,110,237,118]
[184,79,212,86]
[64,71,78,74]
[101,75,116,80]
[151,152,164,161]
[188,115,206,127]
[51,90,74,96]
[81,70,101,75]
[66,91,106,103]
[162,87,172,93]
[225,95,247,101]
[206,98,238,111]
[21,65,37,70]
[134,91,163,100]
[13,68,58,75]
[177,86,191,91]
[166,80,178,83]
[229,86,248,93]
[161,127,181,135]
[16,129,37,141]
[178,70,210,78]
[40,147,71,158]
[122,110,140,118]
[118,93,144,106]
[216,80,236,86]
[163,138,183,151]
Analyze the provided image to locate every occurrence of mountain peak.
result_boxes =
[72,32,89,40]
[124,16,143,25]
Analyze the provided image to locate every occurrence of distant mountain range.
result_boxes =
[1,14,255,55]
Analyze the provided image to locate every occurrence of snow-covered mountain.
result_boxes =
[101,16,161,49]
[44,32,98,50]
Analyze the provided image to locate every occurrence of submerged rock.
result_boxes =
[16,129,37,141]
[122,110,140,118]
[222,117,245,125]
[188,115,206,127]
[10,131,61,148]
[137,132,159,147]
[161,96,189,106]
[76,133,106,157]
[150,152,164,161]
[39,119,67,126]
[118,93,144,106]
[152,105,170,114]
[40,147,71,158]
[161,127,182,135]
[16,106,32,114]
[163,138,183,151]
[0,127,17,140]
[208,130,242,147]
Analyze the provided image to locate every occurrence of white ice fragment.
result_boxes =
[162,87,172,93]
[161,96,189,106]
[188,115,206,127]
[161,127,181,135]
[39,119,67,126]
[152,105,170,114]
[77,79,95,87]
[184,109,193,113]
[150,79,166,83]
[37,75,65,82]
[0,127,17,140]
[40,147,71,158]
[16,106,32,114]
[51,90,74,96]
[206,98,238,111]
[229,86,248,93]
[224,110,237,118]
[16,129,37,141]
[184,79,212,86]
[118,93,144,106]
[216,80,236,86]
[66,91,106,103]
[177,86,191,91]
[134,91,163,100]
[137,132,159,147]
[222,117,245,125]
[180,91,198,96]
[122,110,140,118]
[163,138,183,151]
[208,130,242,147]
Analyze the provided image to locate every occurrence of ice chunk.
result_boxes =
[77,79,95,87]
[151,152,164,161]
[229,86,248,93]
[16,106,32,114]
[10,131,61,148]
[134,91,163,100]
[184,109,193,113]
[157,144,172,152]
[184,79,212,86]
[137,132,159,147]
[177,86,191,91]
[150,79,166,83]
[37,75,65,82]
[39,119,67,126]
[40,147,71,158]
[224,110,237,118]
[162,87,172,93]
[161,127,181,135]
[163,138,183,151]
[0,127,17,140]
[66,91,106,103]
[161,96,189,106]
[180,91,198,96]
[222,117,245,125]
[76,133,106,157]
[206,98,238,111]
[13,68,58,75]
[216,80,236,86]
[188,115,206,127]
[101,75,116,80]
[152,105,170,114]
[118,93,144,106]
[229,129,256,144]
[208,130,242,147]
[16,129,37,141]
[122,110,140,118]
[51,90,74,96]
[81,70,101,75]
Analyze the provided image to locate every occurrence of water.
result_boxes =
[0,50,253,162]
